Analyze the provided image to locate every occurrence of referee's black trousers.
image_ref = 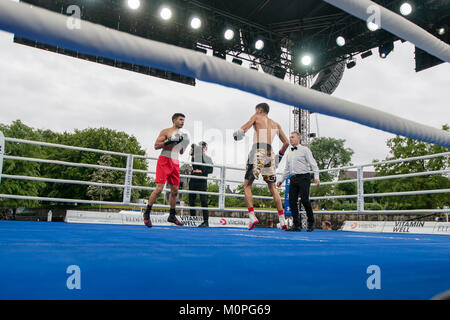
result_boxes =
[189,181,209,222]
[289,173,314,227]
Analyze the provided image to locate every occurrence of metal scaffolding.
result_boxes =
[292,75,313,146]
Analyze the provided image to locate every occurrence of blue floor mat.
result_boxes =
[0,221,449,300]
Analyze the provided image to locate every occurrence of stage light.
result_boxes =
[232,58,243,65]
[255,39,264,50]
[379,42,394,58]
[346,60,356,69]
[367,21,380,31]
[437,27,446,35]
[273,66,286,79]
[336,36,346,47]
[361,50,373,59]
[213,50,226,60]
[195,47,207,54]
[160,7,172,20]
[400,3,412,16]
[224,29,235,40]
[301,55,312,66]
[127,0,140,10]
[190,17,202,29]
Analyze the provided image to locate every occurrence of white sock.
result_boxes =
[279,214,286,226]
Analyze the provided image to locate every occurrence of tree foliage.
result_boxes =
[0,121,151,207]
[374,125,450,209]
[0,121,45,208]
[309,137,354,181]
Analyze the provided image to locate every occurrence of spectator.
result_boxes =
[189,142,214,227]
[322,221,332,230]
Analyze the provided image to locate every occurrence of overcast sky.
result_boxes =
[0,24,449,176]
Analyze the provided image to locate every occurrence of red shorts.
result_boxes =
[155,155,180,186]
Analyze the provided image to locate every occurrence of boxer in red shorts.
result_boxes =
[143,113,189,228]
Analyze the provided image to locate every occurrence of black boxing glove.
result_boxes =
[164,133,183,146]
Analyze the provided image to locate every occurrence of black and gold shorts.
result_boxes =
[245,143,276,183]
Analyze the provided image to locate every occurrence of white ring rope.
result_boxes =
[324,0,450,63]
[0,1,449,148]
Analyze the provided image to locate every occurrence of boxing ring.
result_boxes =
[0,0,449,148]
[0,0,450,300]
[0,132,449,300]
[1,220,449,300]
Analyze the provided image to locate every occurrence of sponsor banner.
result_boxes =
[66,210,249,228]
[66,210,122,224]
[343,220,450,235]
[120,211,248,228]
[209,217,249,228]
[342,221,385,233]
[384,221,436,234]
[433,222,450,235]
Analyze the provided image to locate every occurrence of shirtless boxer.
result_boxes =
[233,103,289,230]
[143,113,189,228]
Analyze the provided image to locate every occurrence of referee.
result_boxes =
[277,132,320,232]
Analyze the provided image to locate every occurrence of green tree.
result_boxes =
[309,137,354,181]
[1,122,151,206]
[307,137,354,209]
[0,120,45,208]
[86,154,116,202]
[39,127,149,202]
[374,125,450,210]
[235,184,273,208]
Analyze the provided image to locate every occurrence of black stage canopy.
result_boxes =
[14,0,450,89]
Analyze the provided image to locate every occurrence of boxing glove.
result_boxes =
[164,133,183,146]
[233,128,245,141]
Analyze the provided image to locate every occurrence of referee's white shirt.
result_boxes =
[280,144,320,183]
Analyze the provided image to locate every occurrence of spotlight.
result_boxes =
[160,7,172,20]
[195,47,207,54]
[190,17,202,29]
[273,66,286,79]
[232,58,243,65]
[255,39,264,50]
[346,60,356,69]
[224,29,235,40]
[379,42,394,58]
[361,50,373,59]
[301,55,312,66]
[400,3,413,16]
[127,0,140,10]
[437,27,446,35]
[367,21,380,31]
[213,50,226,60]
[336,36,346,47]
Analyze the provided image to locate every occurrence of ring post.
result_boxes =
[219,166,226,210]
[357,166,365,212]
[283,175,292,217]
[123,154,133,204]
[0,131,4,184]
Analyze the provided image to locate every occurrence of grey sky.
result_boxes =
[0,26,449,176]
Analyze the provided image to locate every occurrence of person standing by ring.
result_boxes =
[277,132,320,232]
[189,141,214,227]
